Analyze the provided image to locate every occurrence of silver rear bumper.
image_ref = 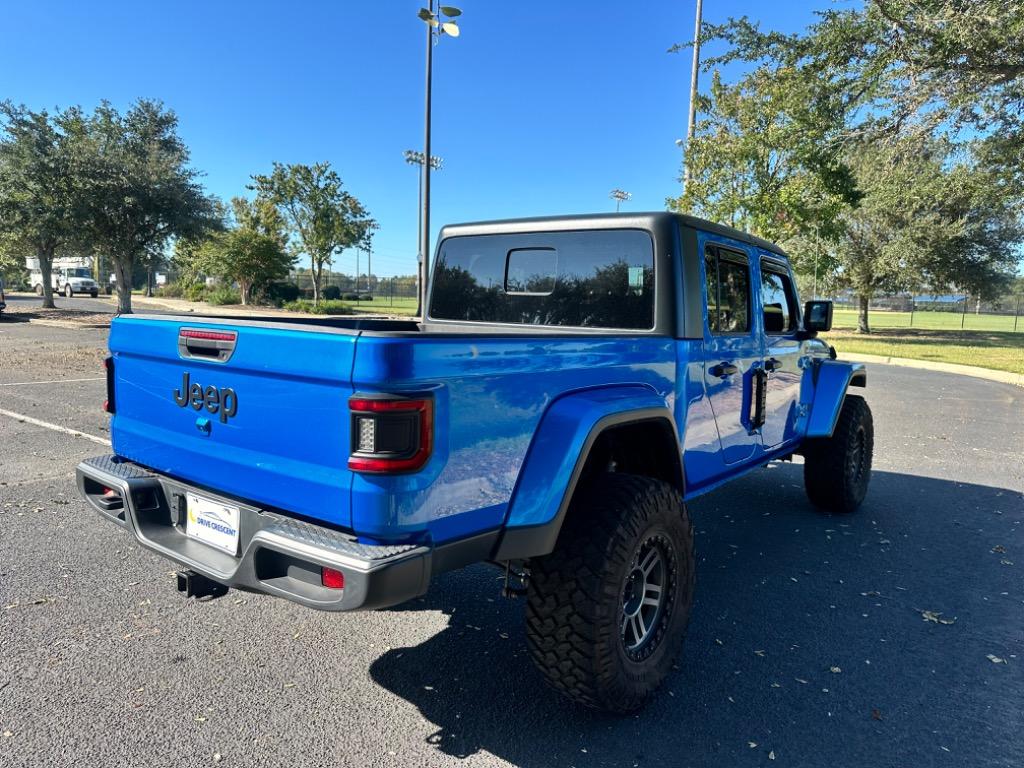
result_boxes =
[76,455,432,611]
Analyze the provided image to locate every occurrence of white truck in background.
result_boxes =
[27,256,100,298]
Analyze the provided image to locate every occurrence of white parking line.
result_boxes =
[0,407,111,446]
[0,377,105,387]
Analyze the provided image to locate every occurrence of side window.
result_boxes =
[704,251,719,333]
[706,249,751,334]
[760,265,797,334]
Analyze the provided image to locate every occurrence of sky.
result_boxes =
[0,1,823,277]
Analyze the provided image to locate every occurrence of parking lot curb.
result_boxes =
[25,317,110,330]
[840,352,1024,388]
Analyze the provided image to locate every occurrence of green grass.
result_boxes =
[281,295,418,316]
[281,299,352,315]
[832,308,1021,333]
[826,308,1023,374]
[825,327,1024,375]
[343,295,418,316]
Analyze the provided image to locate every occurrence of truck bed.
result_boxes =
[107,313,675,546]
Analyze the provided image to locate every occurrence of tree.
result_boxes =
[198,228,293,305]
[670,1,1024,331]
[0,103,83,309]
[0,234,29,288]
[829,141,959,332]
[230,196,287,249]
[825,141,1021,332]
[69,99,218,313]
[250,162,375,305]
[693,1,1024,176]
[667,68,858,246]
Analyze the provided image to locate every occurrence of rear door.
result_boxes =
[758,257,803,449]
[108,317,357,528]
[702,243,761,465]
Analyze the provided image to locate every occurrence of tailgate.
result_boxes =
[108,316,357,528]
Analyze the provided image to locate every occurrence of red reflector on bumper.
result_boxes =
[321,567,345,590]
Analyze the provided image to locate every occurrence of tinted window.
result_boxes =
[760,266,797,333]
[505,248,556,294]
[704,252,719,332]
[705,248,751,334]
[430,229,655,329]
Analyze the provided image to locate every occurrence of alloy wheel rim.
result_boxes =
[620,533,676,661]
[849,428,866,484]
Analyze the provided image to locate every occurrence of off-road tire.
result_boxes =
[525,473,695,713]
[803,394,873,513]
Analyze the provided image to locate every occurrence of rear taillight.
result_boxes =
[103,356,115,414]
[348,395,433,473]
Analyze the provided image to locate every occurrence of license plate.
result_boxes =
[185,493,240,555]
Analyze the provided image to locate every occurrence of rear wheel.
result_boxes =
[525,473,695,713]
[803,394,873,513]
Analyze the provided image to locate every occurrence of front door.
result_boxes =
[703,244,761,465]
[758,258,803,449]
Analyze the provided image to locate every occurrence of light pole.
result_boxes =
[683,0,704,190]
[609,188,632,212]
[416,3,462,316]
[404,149,443,302]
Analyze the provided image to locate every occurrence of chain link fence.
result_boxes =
[824,292,1023,332]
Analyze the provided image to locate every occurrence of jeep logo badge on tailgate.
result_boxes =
[173,372,238,423]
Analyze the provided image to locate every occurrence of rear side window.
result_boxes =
[705,247,751,334]
[429,229,655,329]
[760,264,797,333]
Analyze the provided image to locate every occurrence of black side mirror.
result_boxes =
[803,300,833,333]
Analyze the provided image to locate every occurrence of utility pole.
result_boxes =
[404,149,442,302]
[416,4,462,317]
[682,0,704,190]
[420,2,433,317]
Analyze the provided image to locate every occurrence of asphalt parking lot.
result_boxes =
[3,292,123,315]
[1,317,1022,768]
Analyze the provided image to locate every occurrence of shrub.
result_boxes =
[323,285,342,301]
[155,282,185,298]
[282,299,350,315]
[343,292,360,301]
[207,286,241,305]
[359,294,373,302]
[264,281,300,307]
[184,283,208,302]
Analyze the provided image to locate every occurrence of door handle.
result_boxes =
[709,362,739,379]
[764,357,781,372]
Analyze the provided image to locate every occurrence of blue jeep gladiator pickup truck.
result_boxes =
[77,212,872,712]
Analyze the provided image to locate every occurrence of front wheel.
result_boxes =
[802,394,873,513]
[64,284,74,298]
[34,284,43,296]
[526,473,695,713]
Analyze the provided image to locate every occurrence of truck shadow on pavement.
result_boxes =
[370,464,1023,767]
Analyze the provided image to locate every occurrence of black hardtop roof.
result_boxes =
[438,211,788,258]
